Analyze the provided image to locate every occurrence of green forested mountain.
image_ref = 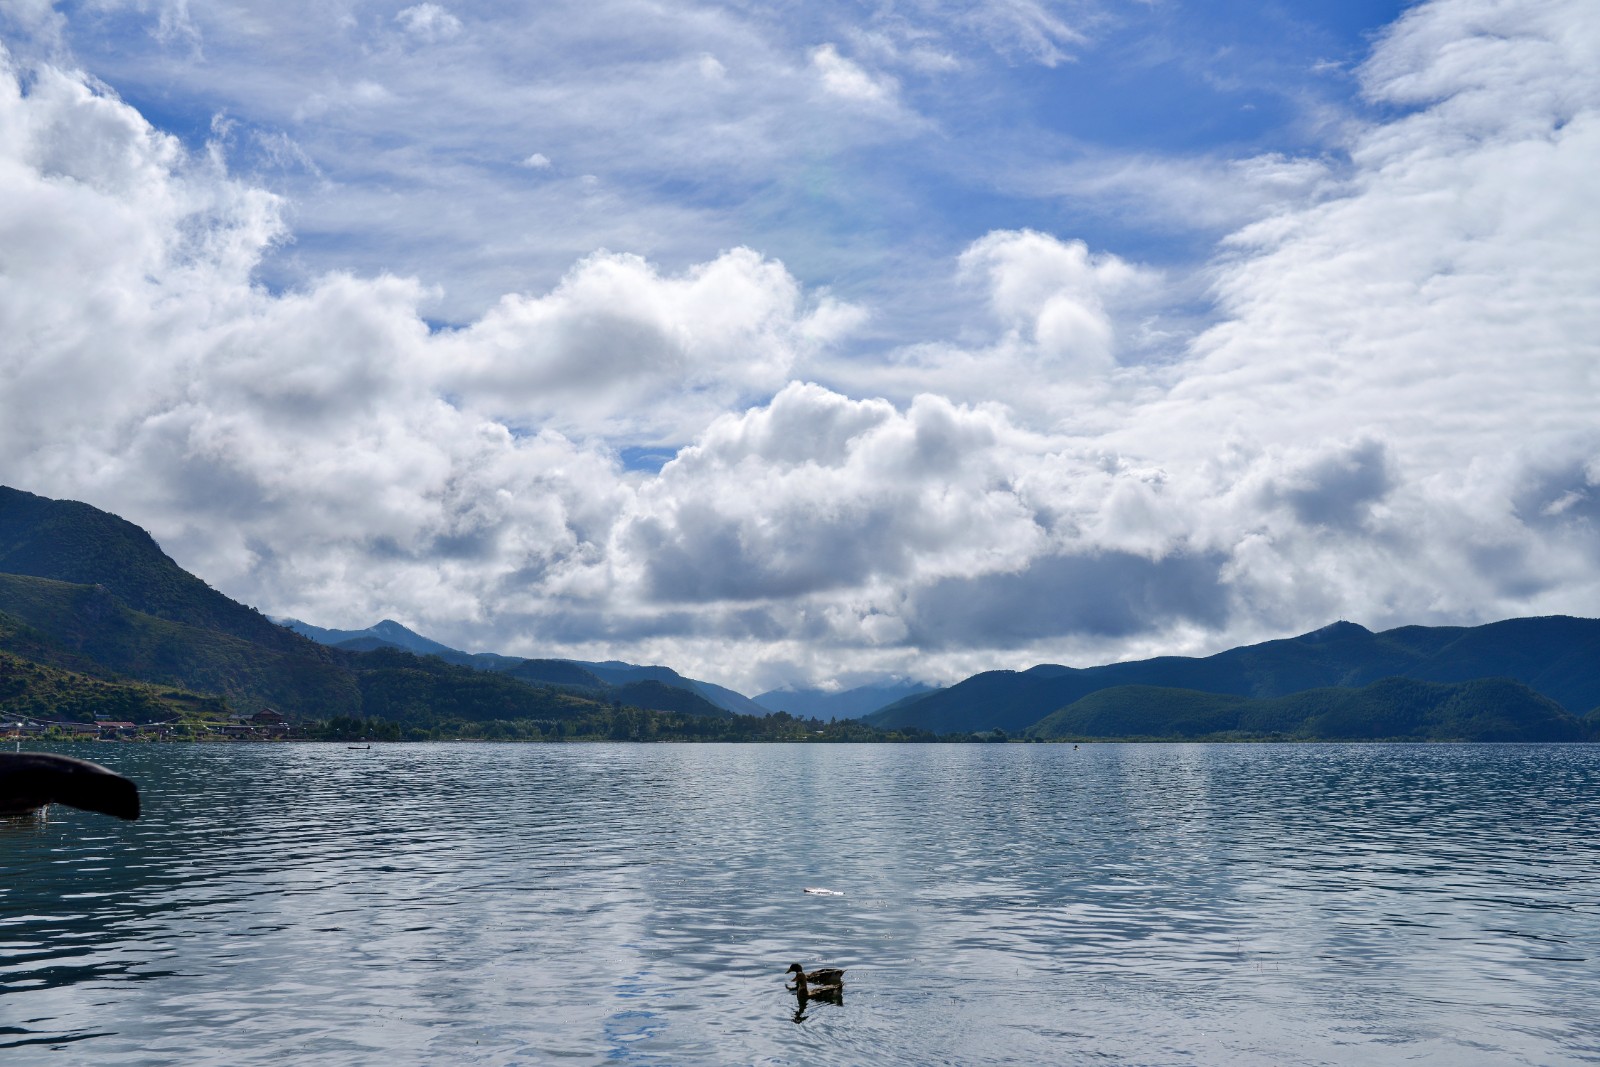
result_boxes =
[0,572,359,717]
[0,487,751,729]
[345,647,606,723]
[1025,677,1585,742]
[870,618,1600,735]
[573,661,767,716]
[611,679,730,718]
[0,486,303,652]
[344,647,732,723]
[497,659,608,689]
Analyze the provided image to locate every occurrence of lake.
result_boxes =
[3,742,1598,1065]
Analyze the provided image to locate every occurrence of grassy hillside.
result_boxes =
[0,648,227,723]
[0,572,360,717]
[1026,676,1587,742]
[0,486,305,653]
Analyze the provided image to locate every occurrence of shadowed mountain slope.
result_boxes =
[1025,677,1584,742]
[0,489,641,725]
[0,486,303,653]
[283,616,764,716]
[870,618,1600,735]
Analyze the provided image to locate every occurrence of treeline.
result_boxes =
[308,707,953,743]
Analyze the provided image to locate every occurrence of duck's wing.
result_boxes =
[806,968,845,986]
[0,753,140,820]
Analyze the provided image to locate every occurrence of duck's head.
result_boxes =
[786,963,804,976]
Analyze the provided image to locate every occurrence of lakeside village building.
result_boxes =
[3,709,297,741]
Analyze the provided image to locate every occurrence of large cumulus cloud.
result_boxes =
[1106,0,1600,636]
[442,250,860,440]
[1,0,1598,694]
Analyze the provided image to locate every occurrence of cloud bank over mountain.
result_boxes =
[0,0,1596,692]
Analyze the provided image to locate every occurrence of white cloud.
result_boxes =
[293,79,394,122]
[999,151,1339,238]
[810,43,898,106]
[960,230,1154,373]
[697,53,726,81]
[440,247,864,439]
[841,0,1089,70]
[0,0,65,46]
[958,0,1086,67]
[1,0,1598,698]
[819,231,1162,428]
[520,152,552,169]
[396,4,463,43]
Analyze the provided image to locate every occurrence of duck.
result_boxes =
[786,963,845,996]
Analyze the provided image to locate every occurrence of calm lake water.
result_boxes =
[3,742,1598,1065]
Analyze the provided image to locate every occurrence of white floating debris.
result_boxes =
[803,887,844,896]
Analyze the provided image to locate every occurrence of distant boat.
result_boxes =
[347,744,371,750]
[0,752,140,820]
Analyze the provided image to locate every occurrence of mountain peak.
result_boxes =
[1298,620,1372,643]
[371,619,422,638]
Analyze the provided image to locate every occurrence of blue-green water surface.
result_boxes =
[3,742,1598,1065]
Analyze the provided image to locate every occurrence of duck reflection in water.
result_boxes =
[786,963,844,1022]
[791,985,843,1023]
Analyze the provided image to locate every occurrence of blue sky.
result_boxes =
[1,0,1596,693]
[18,0,1402,328]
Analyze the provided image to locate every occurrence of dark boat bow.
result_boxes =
[0,752,141,820]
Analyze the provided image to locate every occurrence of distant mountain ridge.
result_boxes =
[0,486,304,654]
[277,616,763,717]
[754,681,938,719]
[4,485,1598,742]
[868,618,1600,735]
[0,571,358,717]
[276,618,459,657]
[0,486,711,725]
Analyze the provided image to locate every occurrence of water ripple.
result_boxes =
[3,742,1599,1064]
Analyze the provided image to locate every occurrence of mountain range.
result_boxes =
[273,616,945,722]
[867,617,1600,738]
[753,681,937,719]
[1,484,1596,741]
[275,617,764,717]
[0,486,731,727]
